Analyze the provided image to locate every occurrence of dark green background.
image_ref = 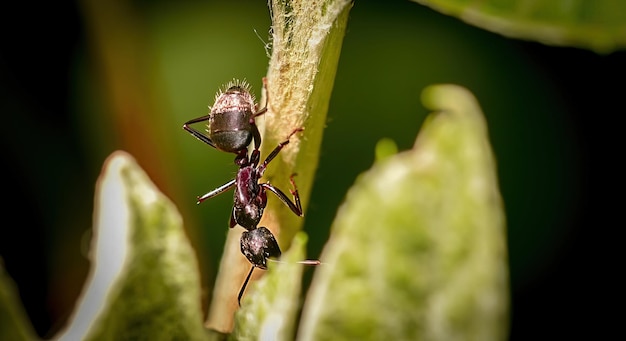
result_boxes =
[1,0,621,339]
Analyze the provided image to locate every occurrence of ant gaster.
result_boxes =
[183,78,267,163]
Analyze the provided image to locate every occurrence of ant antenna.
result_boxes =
[238,259,321,306]
[267,259,322,266]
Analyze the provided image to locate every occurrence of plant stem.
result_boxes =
[205,0,353,334]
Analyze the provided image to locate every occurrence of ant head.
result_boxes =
[240,227,281,269]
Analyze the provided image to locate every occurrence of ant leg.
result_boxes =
[261,174,303,216]
[249,105,267,153]
[248,77,271,152]
[257,127,304,175]
[249,117,264,152]
[288,173,303,215]
[257,77,281,118]
[182,115,217,148]
[238,265,255,306]
[197,179,236,204]
[258,77,273,116]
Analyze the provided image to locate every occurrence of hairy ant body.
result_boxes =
[183,78,266,162]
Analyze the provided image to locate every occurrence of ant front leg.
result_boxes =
[196,179,236,204]
[257,127,305,175]
[182,115,217,149]
[261,174,303,217]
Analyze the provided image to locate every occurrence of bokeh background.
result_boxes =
[1,0,621,339]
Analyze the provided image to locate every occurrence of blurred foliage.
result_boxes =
[1,260,38,341]
[413,0,626,53]
[1,0,620,339]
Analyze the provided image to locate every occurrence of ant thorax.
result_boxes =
[234,166,265,230]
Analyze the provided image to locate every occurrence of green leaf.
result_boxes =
[0,259,39,341]
[412,0,626,53]
[297,84,509,340]
[230,232,312,341]
[55,151,207,341]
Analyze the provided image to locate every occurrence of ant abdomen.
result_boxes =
[183,79,265,156]
[209,127,253,153]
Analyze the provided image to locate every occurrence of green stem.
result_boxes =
[205,0,353,334]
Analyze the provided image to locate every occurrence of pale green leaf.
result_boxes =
[297,84,509,340]
[55,151,207,341]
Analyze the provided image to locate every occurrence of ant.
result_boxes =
[182,78,267,163]
[182,79,316,305]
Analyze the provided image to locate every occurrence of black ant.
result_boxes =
[182,78,267,163]
[182,79,316,305]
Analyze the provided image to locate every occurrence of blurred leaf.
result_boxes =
[297,84,509,340]
[412,0,626,53]
[55,151,207,341]
[374,138,399,162]
[0,259,38,341]
[230,232,312,341]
